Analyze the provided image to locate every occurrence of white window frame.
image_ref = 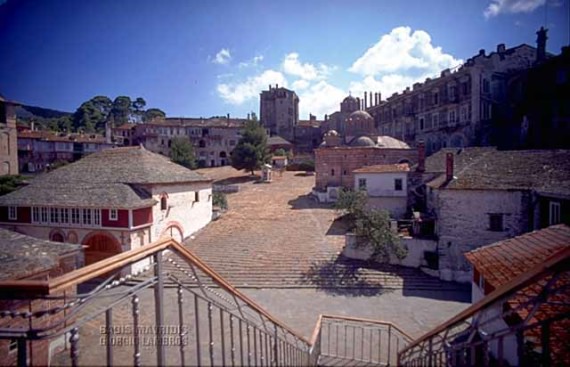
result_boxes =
[549,201,561,226]
[8,206,17,220]
[109,209,118,221]
[358,178,367,191]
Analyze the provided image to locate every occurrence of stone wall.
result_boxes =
[315,147,417,190]
[433,189,531,282]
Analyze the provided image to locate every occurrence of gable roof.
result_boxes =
[268,136,293,146]
[0,146,211,208]
[424,148,570,197]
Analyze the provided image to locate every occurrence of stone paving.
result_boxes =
[185,167,467,292]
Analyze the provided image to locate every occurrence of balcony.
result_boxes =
[0,238,567,366]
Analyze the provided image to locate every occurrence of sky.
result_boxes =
[0,0,568,120]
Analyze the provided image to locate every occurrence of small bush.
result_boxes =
[286,160,315,172]
[213,192,228,210]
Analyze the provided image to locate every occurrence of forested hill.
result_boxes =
[15,104,72,120]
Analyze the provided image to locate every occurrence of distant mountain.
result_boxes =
[15,104,72,120]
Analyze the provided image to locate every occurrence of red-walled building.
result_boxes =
[0,146,213,272]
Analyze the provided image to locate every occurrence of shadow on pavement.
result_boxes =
[325,215,351,236]
[288,194,333,210]
[213,174,260,186]
[298,256,392,297]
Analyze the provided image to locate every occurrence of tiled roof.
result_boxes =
[353,163,410,174]
[114,123,136,130]
[268,136,293,146]
[425,148,570,196]
[18,130,108,143]
[156,117,248,128]
[0,146,211,208]
[298,120,322,127]
[0,228,81,280]
[465,224,570,289]
[466,225,570,365]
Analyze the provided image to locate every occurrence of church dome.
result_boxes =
[342,95,357,104]
[348,110,373,122]
[350,136,376,147]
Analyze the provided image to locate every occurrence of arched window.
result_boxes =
[160,192,169,211]
[331,169,335,176]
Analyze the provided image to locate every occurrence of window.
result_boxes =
[433,92,439,105]
[8,206,17,220]
[160,196,167,211]
[41,207,48,223]
[489,214,503,231]
[432,113,439,128]
[93,209,101,226]
[448,110,456,125]
[50,207,59,223]
[8,338,17,353]
[358,178,367,191]
[195,191,200,202]
[109,209,118,221]
[331,169,335,176]
[549,201,561,226]
[394,178,403,191]
[32,207,40,223]
[343,170,347,176]
[419,118,425,131]
[61,208,69,224]
[83,209,92,226]
[71,208,80,224]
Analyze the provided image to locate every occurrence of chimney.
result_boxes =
[269,84,272,90]
[105,121,112,145]
[536,27,548,63]
[227,113,230,120]
[417,141,425,173]
[369,91,373,108]
[276,83,279,89]
[356,97,361,110]
[378,92,382,102]
[497,43,506,53]
[247,113,250,120]
[364,92,368,109]
[446,152,454,181]
[479,49,485,56]
[31,120,35,131]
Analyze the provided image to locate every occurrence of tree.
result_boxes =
[230,120,269,175]
[131,97,146,123]
[273,148,287,157]
[0,175,25,196]
[110,96,132,125]
[334,188,368,219]
[170,137,196,169]
[335,188,407,262]
[143,108,166,122]
[213,192,228,210]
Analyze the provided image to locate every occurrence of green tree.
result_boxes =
[131,97,146,123]
[0,175,25,196]
[110,96,132,125]
[143,108,166,122]
[273,148,287,157]
[170,137,196,169]
[334,188,368,219]
[335,188,407,262]
[212,192,228,210]
[230,120,269,175]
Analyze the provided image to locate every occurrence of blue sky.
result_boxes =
[0,0,568,120]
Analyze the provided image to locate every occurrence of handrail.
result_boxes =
[319,314,414,341]
[0,237,173,296]
[398,245,570,356]
[0,236,311,345]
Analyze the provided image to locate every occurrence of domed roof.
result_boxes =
[348,110,373,121]
[324,129,339,137]
[350,136,376,147]
[343,95,357,103]
[376,135,410,149]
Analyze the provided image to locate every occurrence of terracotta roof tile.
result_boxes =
[353,163,410,173]
[465,224,570,289]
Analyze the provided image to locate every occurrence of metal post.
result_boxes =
[177,286,186,366]
[194,294,202,366]
[273,325,278,367]
[153,251,165,366]
[17,339,27,367]
[105,309,113,366]
[132,295,141,367]
[387,325,392,366]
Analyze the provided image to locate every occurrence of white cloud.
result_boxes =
[484,0,546,18]
[291,79,310,90]
[349,27,461,77]
[282,53,334,81]
[297,81,346,119]
[217,69,287,105]
[239,55,264,68]
[212,48,232,65]
[348,75,417,102]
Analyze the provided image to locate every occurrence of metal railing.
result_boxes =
[0,238,312,366]
[398,247,570,366]
[311,315,412,366]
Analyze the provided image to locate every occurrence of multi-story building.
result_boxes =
[367,29,546,155]
[0,146,213,271]
[0,95,19,175]
[132,116,247,167]
[259,85,299,142]
[17,130,114,173]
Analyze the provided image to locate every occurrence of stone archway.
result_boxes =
[82,231,122,266]
[161,223,184,243]
[50,230,65,242]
